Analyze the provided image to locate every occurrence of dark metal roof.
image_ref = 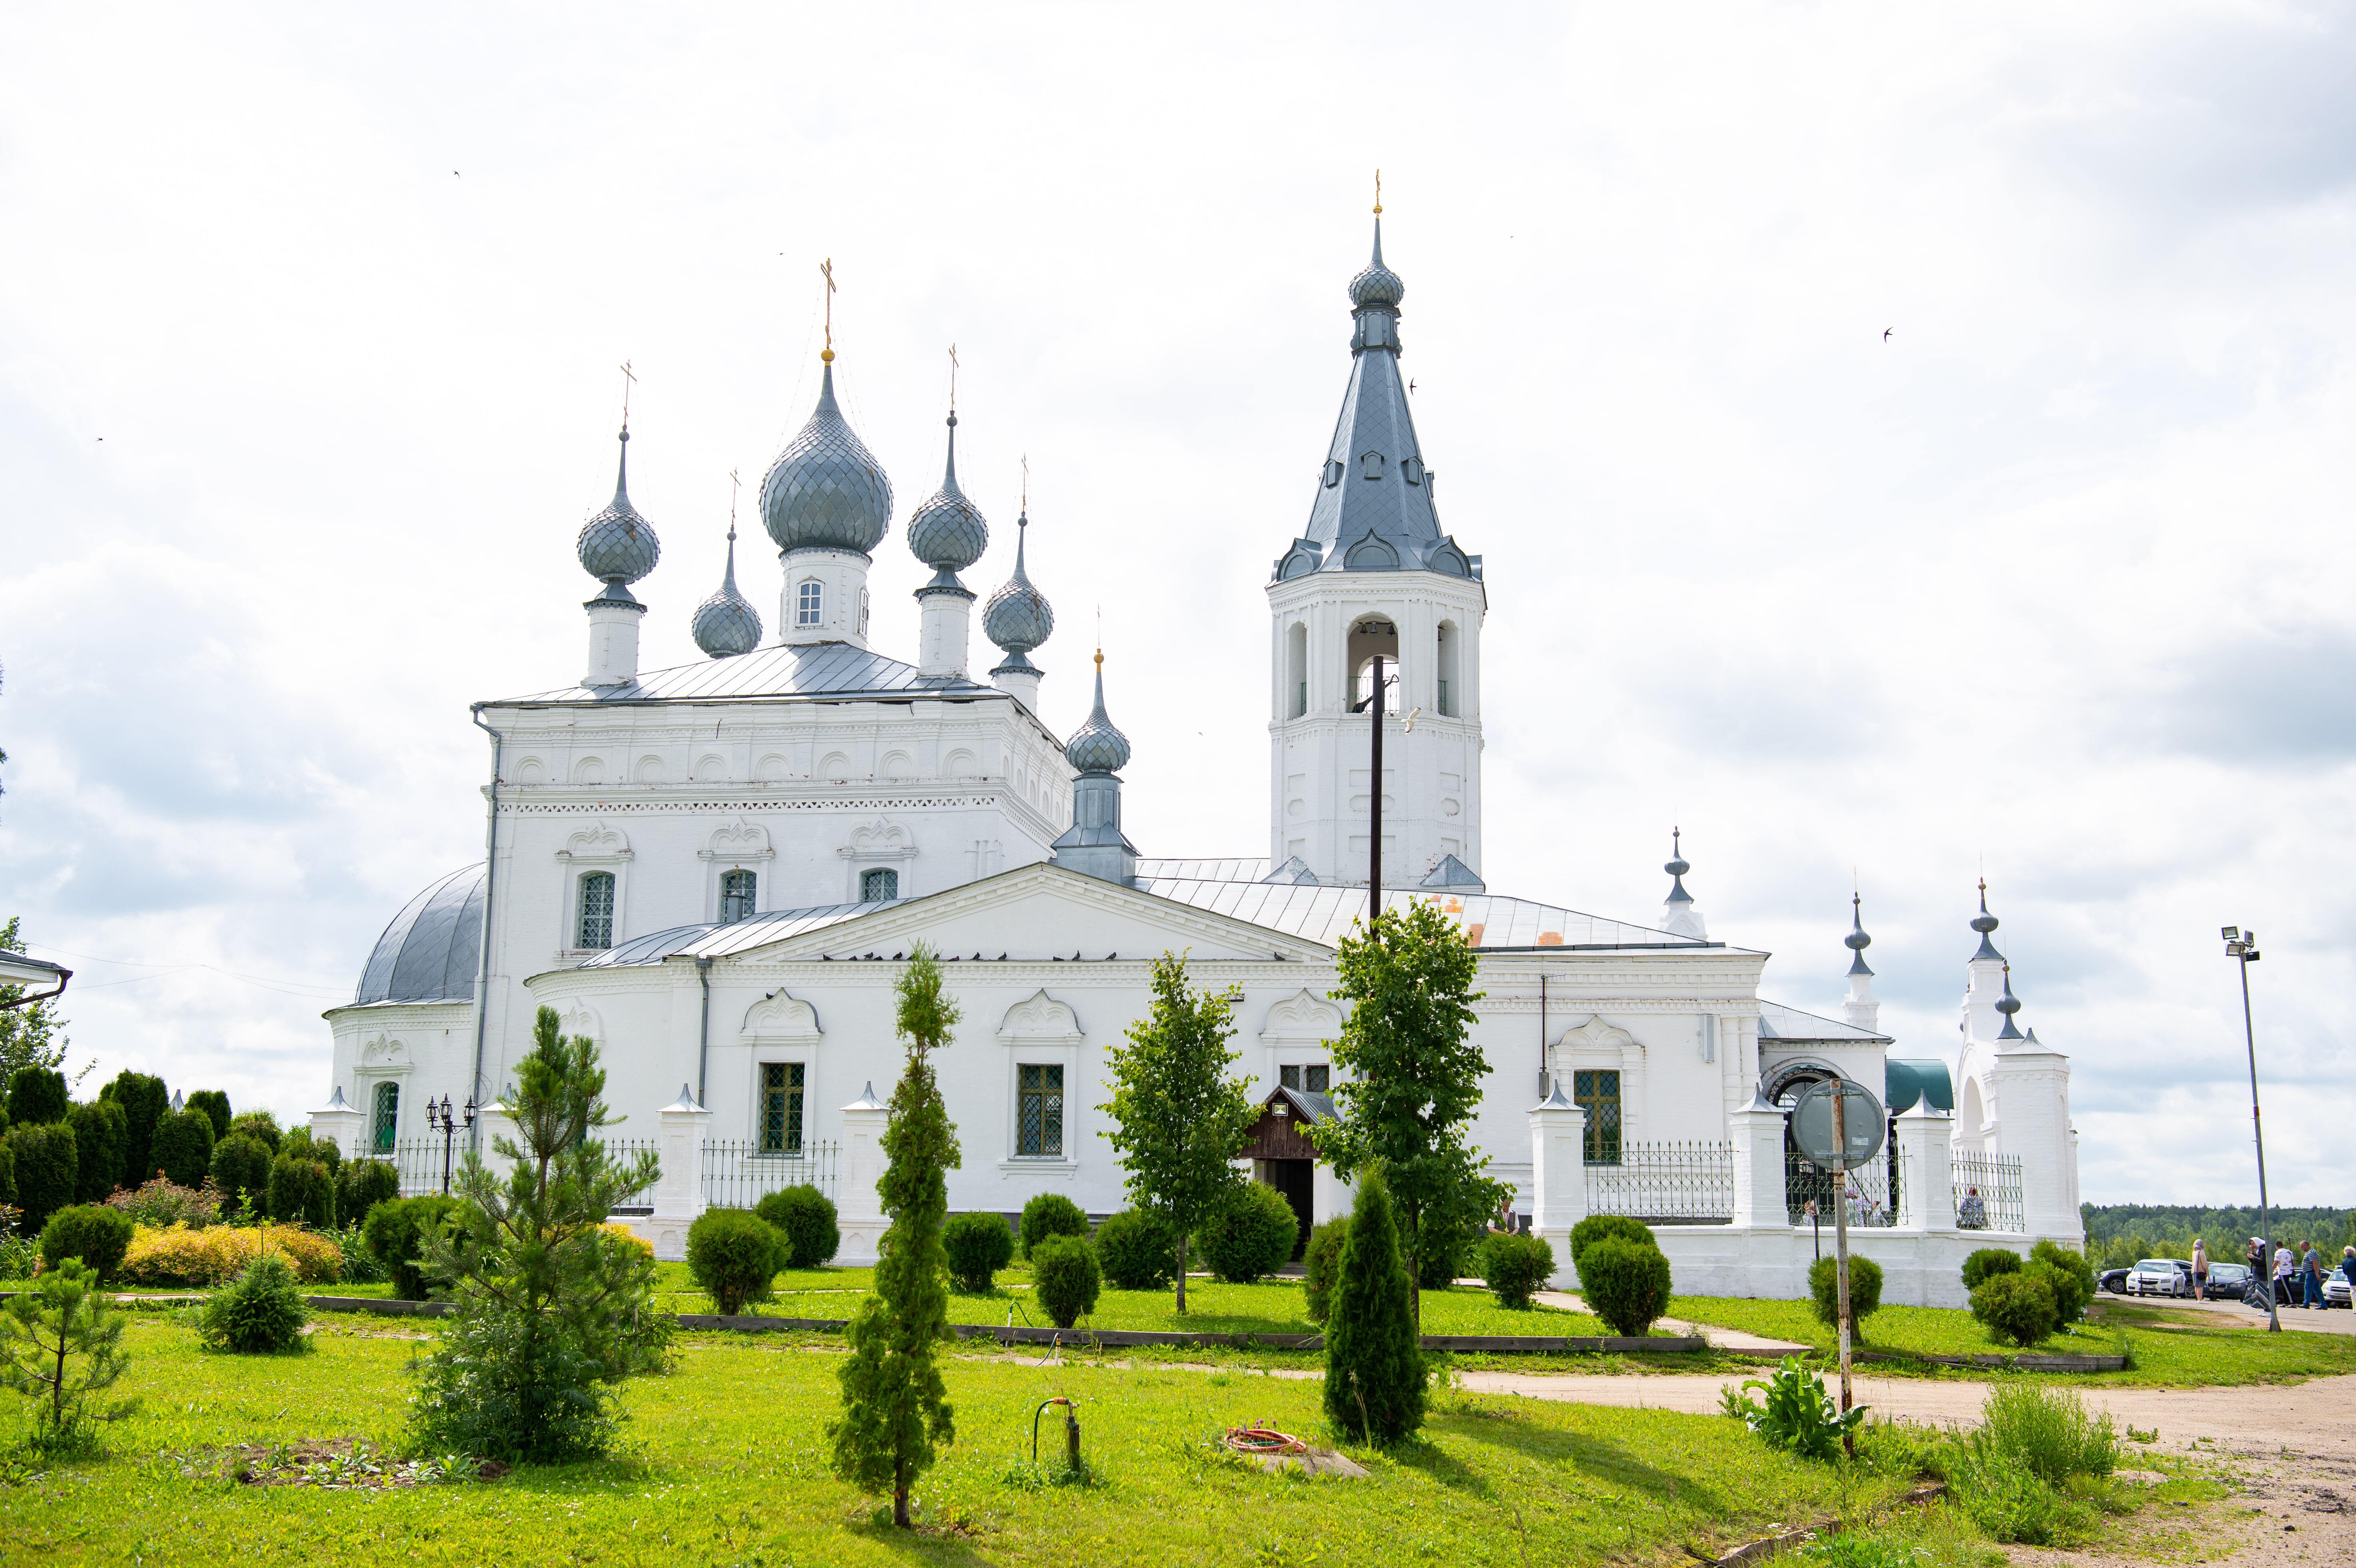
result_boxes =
[491,639,998,707]
[357,863,485,1004]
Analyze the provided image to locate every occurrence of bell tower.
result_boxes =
[1266,210,1486,891]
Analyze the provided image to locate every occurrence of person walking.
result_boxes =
[2192,1236,2209,1301]
[2340,1247,2356,1306]
[2303,1241,2326,1311]
[2274,1242,2296,1309]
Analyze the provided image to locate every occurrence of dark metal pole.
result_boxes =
[1368,653,1384,930]
[2237,946,2279,1332]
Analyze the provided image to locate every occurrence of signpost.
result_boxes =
[1789,1078,1886,1454]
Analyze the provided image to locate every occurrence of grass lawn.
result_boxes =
[1667,1294,2356,1387]
[0,1309,1917,1566]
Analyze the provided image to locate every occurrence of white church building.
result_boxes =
[313,219,2083,1307]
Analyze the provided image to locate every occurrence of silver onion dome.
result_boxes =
[1970,879,2004,961]
[983,512,1054,656]
[1348,217,1404,310]
[690,524,762,658]
[1845,892,1873,976]
[760,361,893,556]
[1064,653,1132,774]
[577,428,662,585]
[907,412,989,578]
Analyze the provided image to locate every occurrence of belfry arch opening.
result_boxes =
[1347,617,1401,715]
[1285,622,1308,718]
[1436,620,1460,717]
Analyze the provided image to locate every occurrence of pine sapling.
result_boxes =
[0,1259,135,1454]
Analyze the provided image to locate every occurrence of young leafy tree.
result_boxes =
[0,917,74,1084]
[831,945,960,1528]
[1312,898,1508,1332]
[411,1005,668,1462]
[1098,952,1258,1314]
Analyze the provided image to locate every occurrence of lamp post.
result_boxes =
[2221,926,2278,1334]
[426,1092,478,1196]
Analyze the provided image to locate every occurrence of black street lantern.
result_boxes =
[2222,926,2279,1333]
[426,1092,479,1195]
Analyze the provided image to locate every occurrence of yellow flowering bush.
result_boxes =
[120,1224,343,1287]
[601,1222,654,1261]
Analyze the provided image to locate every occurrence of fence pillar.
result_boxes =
[1892,1102,1952,1231]
[650,1084,711,1262]
[309,1086,365,1161]
[837,1082,891,1267]
[1728,1099,1789,1229]
[1527,1083,1588,1288]
[474,1099,519,1186]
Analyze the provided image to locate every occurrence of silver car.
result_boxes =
[2126,1258,2190,1298]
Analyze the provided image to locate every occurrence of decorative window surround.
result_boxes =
[734,989,824,1151]
[997,990,1082,1163]
[701,819,775,921]
[1258,986,1343,1090]
[555,821,633,956]
[836,815,917,902]
[356,1032,415,1150]
[1552,1013,1645,1146]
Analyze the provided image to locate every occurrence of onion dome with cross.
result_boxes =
[576,427,661,593]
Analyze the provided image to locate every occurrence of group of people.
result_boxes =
[2188,1235,2356,1307]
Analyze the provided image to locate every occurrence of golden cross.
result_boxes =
[1020,452,1029,512]
[728,468,740,538]
[948,343,958,411]
[1373,168,1382,216]
[819,258,836,361]
[618,360,636,427]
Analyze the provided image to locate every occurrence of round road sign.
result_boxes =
[1789,1078,1886,1171]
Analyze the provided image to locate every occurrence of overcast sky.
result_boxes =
[3,3,2351,1207]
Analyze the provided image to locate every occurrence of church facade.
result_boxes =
[314,219,2083,1306]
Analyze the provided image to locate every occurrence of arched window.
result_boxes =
[1285,622,1308,718]
[1436,620,1459,717]
[858,587,870,639]
[371,1080,399,1153]
[860,868,898,902]
[1346,617,1401,713]
[796,580,824,627]
[1574,1070,1621,1165]
[720,869,757,924]
[577,870,615,949]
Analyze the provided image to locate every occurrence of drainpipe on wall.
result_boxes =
[696,956,713,1107]
[467,705,506,1156]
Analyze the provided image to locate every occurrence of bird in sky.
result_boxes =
[1883,328,1893,341]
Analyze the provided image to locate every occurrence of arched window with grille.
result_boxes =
[371,1080,399,1153]
[577,870,615,949]
[796,580,824,627]
[1574,1069,1622,1164]
[720,869,757,924]
[860,868,898,903]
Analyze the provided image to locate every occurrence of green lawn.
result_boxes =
[1667,1293,2356,1387]
[0,1309,1915,1566]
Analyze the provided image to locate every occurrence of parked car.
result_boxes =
[2126,1258,2191,1298]
[2204,1261,2252,1297]
[2328,1271,2352,1310]
[2099,1266,2131,1295]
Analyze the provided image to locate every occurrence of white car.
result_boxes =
[2126,1258,2190,1298]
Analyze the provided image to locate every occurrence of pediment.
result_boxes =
[740,988,822,1040]
[1554,1013,1639,1053]
[360,1032,413,1070]
[997,989,1083,1044]
[1259,988,1343,1042]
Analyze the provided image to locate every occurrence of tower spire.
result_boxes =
[1843,889,1879,1033]
[1052,646,1139,887]
[1660,828,1706,940]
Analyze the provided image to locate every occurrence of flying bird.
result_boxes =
[1883,328,1893,342]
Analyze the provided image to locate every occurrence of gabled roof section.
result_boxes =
[1137,870,1745,953]
[1756,1000,1891,1046]
[489,640,998,707]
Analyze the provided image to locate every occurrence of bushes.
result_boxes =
[38,1206,135,1283]
[2030,1241,2095,1326]
[121,1223,342,1287]
[1019,1193,1089,1257]
[1029,1234,1100,1328]
[184,1091,232,1141]
[1302,1216,1349,1324]
[1971,1270,2060,1347]
[942,1212,1017,1293]
[8,1122,78,1234]
[687,1208,784,1316]
[1807,1253,1885,1339]
[1940,1384,2118,1546]
[335,1159,401,1229]
[207,1136,269,1219]
[361,1195,459,1300]
[4,1066,68,1128]
[98,1071,168,1190]
[104,1174,217,1230]
[1194,1182,1298,1284]
[150,1109,215,1189]
[266,1152,334,1228]
[1323,1173,1424,1445]
[755,1185,840,1269]
[1095,1207,1178,1291]
[225,1110,282,1153]
[1569,1214,1654,1273]
[1580,1237,1672,1337]
[280,1127,341,1175]
[1478,1230,1558,1309]
[1963,1247,2023,1291]
[66,1100,126,1203]
[198,1253,308,1353]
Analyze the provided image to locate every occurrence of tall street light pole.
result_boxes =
[2222,926,2278,1333]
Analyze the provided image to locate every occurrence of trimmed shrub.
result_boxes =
[1323,1173,1424,1445]
[8,1122,78,1234]
[686,1208,783,1316]
[266,1153,334,1229]
[1302,1215,1349,1324]
[225,1111,282,1153]
[1029,1234,1100,1328]
[942,1211,1017,1293]
[104,1174,217,1230]
[66,1100,126,1203]
[360,1195,459,1300]
[199,1252,309,1353]
[184,1091,232,1141]
[1569,1214,1655,1273]
[121,1223,342,1287]
[1963,1247,2023,1291]
[1971,1270,2060,1347]
[38,1205,135,1282]
[754,1185,840,1270]
[2030,1241,2096,1326]
[1095,1207,1179,1292]
[209,1135,274,1219]
[1019,1193,1090,1257]
[150,1109,215,1189]
[335,1160,401,1229]
[1194,1181,1298,1285]
[5,1066,68,1127]
[1580,1236,1672,1337]
[97,1071,168,1188]
[279,1128,341,1175]
[1807,1253,1885,1339]
[1479,1231,1558,1310]
[1418,1214,1488,1289]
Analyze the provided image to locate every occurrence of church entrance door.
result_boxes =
[1262,1160,1315,1259]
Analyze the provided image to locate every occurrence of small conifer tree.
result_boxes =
[831,945,961,1528]
[1323,1171,1425,1445]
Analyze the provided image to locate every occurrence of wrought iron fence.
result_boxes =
[345,1138,456,1197]
[1584,1142,1734,1222]
[606,1139,663,1211]
[1785,1148,1906,1229]
[702,1140,839,1211]
[1951,1151,2025,1233]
